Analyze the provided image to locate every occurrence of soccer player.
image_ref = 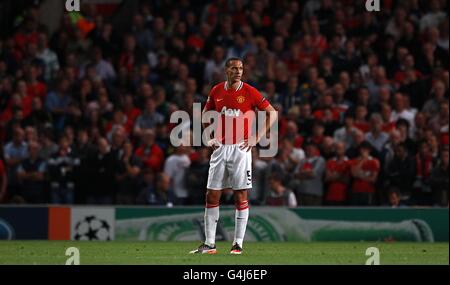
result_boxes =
[190,58,277,255]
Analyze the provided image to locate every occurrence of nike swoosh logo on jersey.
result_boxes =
[216,98,224,102]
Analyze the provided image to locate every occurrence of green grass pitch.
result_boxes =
[0,241,448,265]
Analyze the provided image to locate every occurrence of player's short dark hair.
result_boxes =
[225,57,243,67]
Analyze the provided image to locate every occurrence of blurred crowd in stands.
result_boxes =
[0,0,448,207]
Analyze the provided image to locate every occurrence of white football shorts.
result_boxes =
[207,143,252,190]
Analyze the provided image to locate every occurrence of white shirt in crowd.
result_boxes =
[391,109,416,137]
[163,154,191,199]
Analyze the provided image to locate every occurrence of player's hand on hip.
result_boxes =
[207,138,221,150]
[239,137,257,152]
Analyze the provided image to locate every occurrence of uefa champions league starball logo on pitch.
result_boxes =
[169,104,279,158]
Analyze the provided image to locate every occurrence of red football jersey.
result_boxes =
[350,157,380,193]
[204,81,270,144]
[325,158,351,202]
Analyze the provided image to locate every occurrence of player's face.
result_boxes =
[226,60,243,83]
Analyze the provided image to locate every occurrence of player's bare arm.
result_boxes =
[202,100,221,150]
[239,104,278,152]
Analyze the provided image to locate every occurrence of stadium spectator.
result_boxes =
[25,64,47,101]
[284,138,305,167]
[332,82,352,113]
[293,143,326,206]
[154,122,171,155]
[396,118,417,154]
[36,32,60,82]
[371,87,391,113]
[280,76,302,112]
[263,150,284,189]
[73,128,95,204]
[353,105,370,134]
[163,145,191,205]
[134,128,164,172]
[428,133,441,163]
[385,143,416,204]
[412,141,435,206]
[386,187,407,208]
[115,141,142,204]
[308,122,326,146]
[185,147,210,205]
[44,78,74,133]
[412,112,428,141]
[14,80,34,119]
[365,113,389,153]
[133,98,164,137]
[47,136,80,204]
[82,47,116,82]
[320,136,336,160]
[204,46,225,83]
[284,120,304,148]
[391,92,416,130]
[422,80,447,116]
[428,101,449,136]
[16,140,46,203]
[249,147,269,205]
[123,94,142,126]
[140,171,173,206]
[86,137,116,204]
[38,127,58,160]
[350,141,380,206]
[334,112,356,149]
[429,147,449,207]
[265,173,297,207]
[24,97,52,131]
[346,129,366,159]
[267,140,298,186]
[324,141,350,206]
[24,126,38,143]
[3,127,28,197]
[385,6,408,40]
[380,103,396,133]
[420,0,447,32]
[153,86,170,119]
[86,87,113,119]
